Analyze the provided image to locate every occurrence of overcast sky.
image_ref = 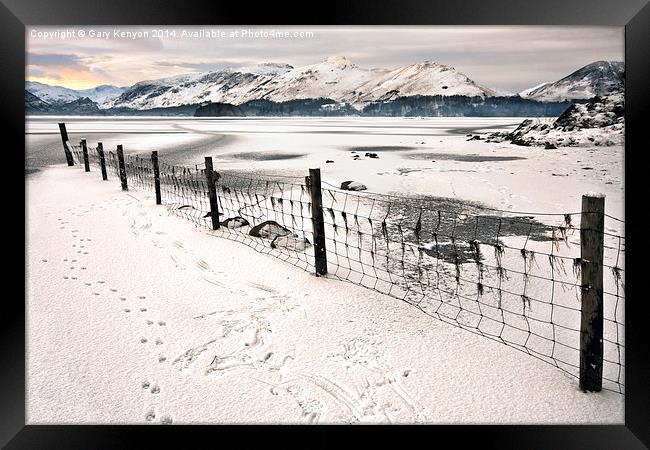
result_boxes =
[26,26,624,93]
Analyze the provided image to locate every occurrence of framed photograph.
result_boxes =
[3,0,648,447]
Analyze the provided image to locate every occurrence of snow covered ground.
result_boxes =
[26,117,624,424]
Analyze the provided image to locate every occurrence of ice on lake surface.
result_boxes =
[25,116,624,221]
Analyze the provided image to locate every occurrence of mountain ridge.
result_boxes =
[518,61,624,102]
[26,58,625,116]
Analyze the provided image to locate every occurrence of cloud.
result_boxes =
[27,53,84,66]
[26,26,624,92]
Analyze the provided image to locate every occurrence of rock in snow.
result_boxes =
[249,220,292,240]
[340,181,368,191]
[220,216,250,229]
[270,234,311,251]
[487,93,624,147]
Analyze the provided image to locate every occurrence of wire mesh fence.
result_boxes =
[61,139,625,395]
[317,185,624,394]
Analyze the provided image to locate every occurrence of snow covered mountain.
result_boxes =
[25,81,126,105]
[257,56,388,105]
[104,56,496,110]
[104,70,272,110]
[519,61,624,102]
[26,58,625,116]
[346,61,496,104]
[25,90,52,113]
[25,81,82,104]
[76,85,127,104]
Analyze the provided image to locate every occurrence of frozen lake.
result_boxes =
[25,116,624,218]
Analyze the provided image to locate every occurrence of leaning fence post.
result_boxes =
[116,144,128,191]
[306,168,328,276]
[204,156,220,230]
[97,142,108,180]
[152,151,161,205]
[58,122,74,166]
[579,194,605,392]
[81,139,90,172]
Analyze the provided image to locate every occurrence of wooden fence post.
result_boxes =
[579,194,605,392]
[152,151,161,205]
[97,142,108,180]
[81,139,90,172]
[204,157,220,230]
[306,168,328,276]
[58,122,74,166]
[116,145,128,191]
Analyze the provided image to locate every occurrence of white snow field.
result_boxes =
[26,116,623,219]
[26,117,624,424]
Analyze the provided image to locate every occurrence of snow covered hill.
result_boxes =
[25,81,83,105]
[488,93,624,147]
[103,65,290,110]
[25,81,126,105]
[347,61,496,105]
[257,56,388,105]
[103,56,496,110]
[519,61,624,102]
[76,85,128,104]
[25,90,51,111]
[26,58,625,115]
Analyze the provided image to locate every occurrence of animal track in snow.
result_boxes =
[144,408,156,422]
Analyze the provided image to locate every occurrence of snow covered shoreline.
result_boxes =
[26,165,624,424]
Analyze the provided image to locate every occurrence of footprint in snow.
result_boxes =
[144,408,156,422]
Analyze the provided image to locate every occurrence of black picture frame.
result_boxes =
[3,0,648,447]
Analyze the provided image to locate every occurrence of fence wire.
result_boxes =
[318,186,625,394]
[63,142,625,395]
